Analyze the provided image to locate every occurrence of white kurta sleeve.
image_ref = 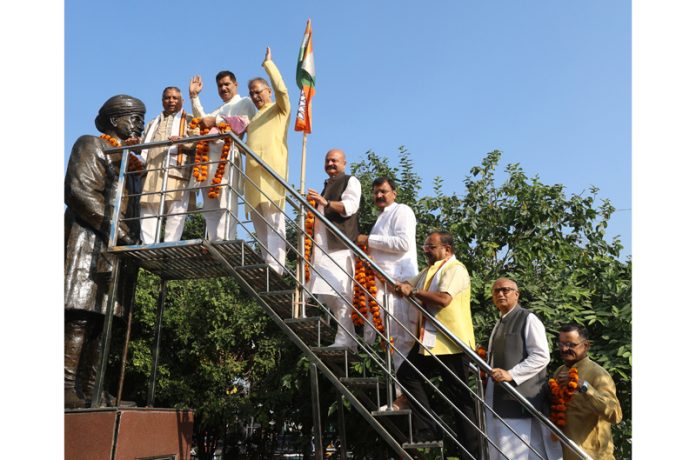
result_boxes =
[190,95,206,118]
[339,176,361,217]
[508,313,550,385]
[368,205,416,254]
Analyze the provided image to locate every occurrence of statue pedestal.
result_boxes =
[64,407,194,460]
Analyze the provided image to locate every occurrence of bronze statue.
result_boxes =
[64,95,145,408]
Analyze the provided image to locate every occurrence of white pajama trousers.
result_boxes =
[140,195,189,244]
[250,204,286,275]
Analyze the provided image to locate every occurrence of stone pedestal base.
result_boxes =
[64,408,194,460]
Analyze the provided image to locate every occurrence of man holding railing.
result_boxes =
[485,278,562,460]
[244,47,291,275]
[356,177,419,399]
[306,148,361,351]
[394,231,480,458]
[139,87,194,244]
[189,68,256,241]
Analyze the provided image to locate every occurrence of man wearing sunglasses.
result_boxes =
[551,323,622,460]
[484,278,562,460]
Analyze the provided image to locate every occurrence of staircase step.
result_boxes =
[210,240,264,266]
[285,316,335,345]
[311,346,358,362]
[235,264,288,292]
[259,290,295,318]
[339,377,380,390]
[402,440,444,450]
[370,409,412,417]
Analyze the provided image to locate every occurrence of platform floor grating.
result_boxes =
[110,239,265,280]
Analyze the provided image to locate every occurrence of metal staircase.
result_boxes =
[93,131,592,460]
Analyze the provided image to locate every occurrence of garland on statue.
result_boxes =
[548,367,579,430]
[189,118,233,199]
[99,134,143,172]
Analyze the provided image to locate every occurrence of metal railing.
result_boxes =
[103,130,591,460]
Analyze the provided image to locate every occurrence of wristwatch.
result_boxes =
[578,381,589,394]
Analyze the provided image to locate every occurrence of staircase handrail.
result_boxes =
[104,131,590,459]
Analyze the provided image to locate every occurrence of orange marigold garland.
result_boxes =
[99,134,143,172]
[548,367,579,432]
[351,256,369,326]
[189,118,234,199]
[190,118,210,182]
[351,246,393,349]
[476,345,488,381]
[304,199,316,282]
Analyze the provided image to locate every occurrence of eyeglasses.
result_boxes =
[422,244,444,250]
[493,287,517,295]
[557,341,585,349]
[249,88,268,97]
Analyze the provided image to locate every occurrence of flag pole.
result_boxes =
[295,131,308,319]
[300,132,308,194]
[294,18,314,319]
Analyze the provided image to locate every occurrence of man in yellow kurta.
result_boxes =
[245,47,290,275]
[394,231,480,459]
[552,323,622,460]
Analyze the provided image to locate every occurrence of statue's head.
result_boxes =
[94,94,146,140]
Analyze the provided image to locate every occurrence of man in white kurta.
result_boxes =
[485,278,562,460]
[189,70,256,240]
[140,87,194,243]
[307,149,361,350]
[357,177,419,381]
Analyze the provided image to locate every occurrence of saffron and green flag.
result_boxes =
[294,19,315,133]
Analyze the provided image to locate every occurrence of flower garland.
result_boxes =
[189,118,233,199]
[351,246,396,352]
[303,199,316,282]
[352,246,378,329]
[99,134,143,172]
[548,367,579,429]
[476,345,488,381]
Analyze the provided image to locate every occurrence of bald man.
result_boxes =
[307,149,361,350]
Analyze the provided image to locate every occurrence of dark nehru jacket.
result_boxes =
[491,305,548,418]
[320,173,359,250]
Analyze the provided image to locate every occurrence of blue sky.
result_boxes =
[65,0,631,258]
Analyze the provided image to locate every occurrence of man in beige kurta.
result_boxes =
[140,87,194,243]
[245,47,290,275]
